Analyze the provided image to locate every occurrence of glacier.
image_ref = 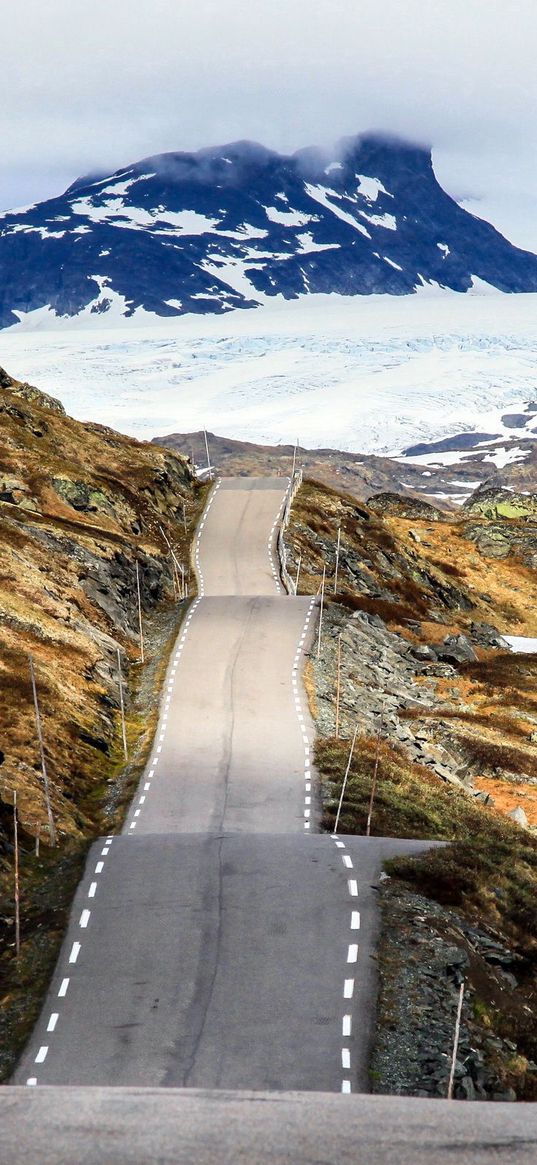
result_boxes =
[2,290,537,459]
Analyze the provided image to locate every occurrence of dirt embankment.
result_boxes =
[0,366,205,1077]
[286,477,537,1099]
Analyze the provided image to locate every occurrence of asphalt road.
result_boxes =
[195,476,288,597]
[125,595,316,835]
[2,1088,537,1165]
[13,833,432,1090]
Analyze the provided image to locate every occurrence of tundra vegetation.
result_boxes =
[287,478,537,1099]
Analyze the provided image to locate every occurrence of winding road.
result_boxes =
[7,477,535,1163]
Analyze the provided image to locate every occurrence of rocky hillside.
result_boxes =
[3,133,537,328]
[157,426,537,509]
[285,477,537,1099]
[286,479,537,816]
[0,365,202,847]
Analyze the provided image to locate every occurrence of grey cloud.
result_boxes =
[1,0,536,247]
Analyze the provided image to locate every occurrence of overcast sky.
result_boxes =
[2,0,536,248]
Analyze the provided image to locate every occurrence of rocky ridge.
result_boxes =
[157,427,537,511]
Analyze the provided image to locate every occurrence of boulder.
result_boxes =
[435,634,477,665]
[464,483,537,520]
[469,622,508,649]
[366,492,444,520]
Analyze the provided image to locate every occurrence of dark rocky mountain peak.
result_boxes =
[1,131,537,328]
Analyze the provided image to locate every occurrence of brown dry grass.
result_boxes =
[317,734,537,961]
[302,658,318,719]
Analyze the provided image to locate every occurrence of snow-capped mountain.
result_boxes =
[2,132,537,328]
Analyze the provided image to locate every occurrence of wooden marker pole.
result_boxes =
[28,655,56,846]
[13,791,20,959]
[204,430,212,481]
[316,565,326,660]
[294,554,302,596]
[334,525,341,594]
[335,633,342,739]
[334,726,359,835]
[117,648,128,761]
[447,982,465,1100]
[135,562,145,663]
[366,708,384,837]
[170,552,179,600]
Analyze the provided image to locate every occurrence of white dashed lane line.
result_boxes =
[124,592,202,836]
[26,480,220,1086]
[28,836,115,1084]
[69,942,81,965]
[332,829,363,1094]
[290,597,316,831]
[195,478,221,597]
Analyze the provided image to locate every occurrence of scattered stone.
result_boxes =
[509,806,529,828]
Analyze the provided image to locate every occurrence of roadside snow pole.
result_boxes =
[316,565,326,659]
[447,981,466,1100]
[28,655,56,847]
[334,726,359,834]
[204,430,212,480]
[334,524,341,594]
[13,791,20,959]
[171,554,179,601]
[116,648,128,761]
[135,561,145,664]
[335,633,342,738]
[291,438,299,479]
[294,554,302,596]
[366,708,384,837]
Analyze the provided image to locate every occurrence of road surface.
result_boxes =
[16,474,432,1091]
[2,1088,537,1165]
